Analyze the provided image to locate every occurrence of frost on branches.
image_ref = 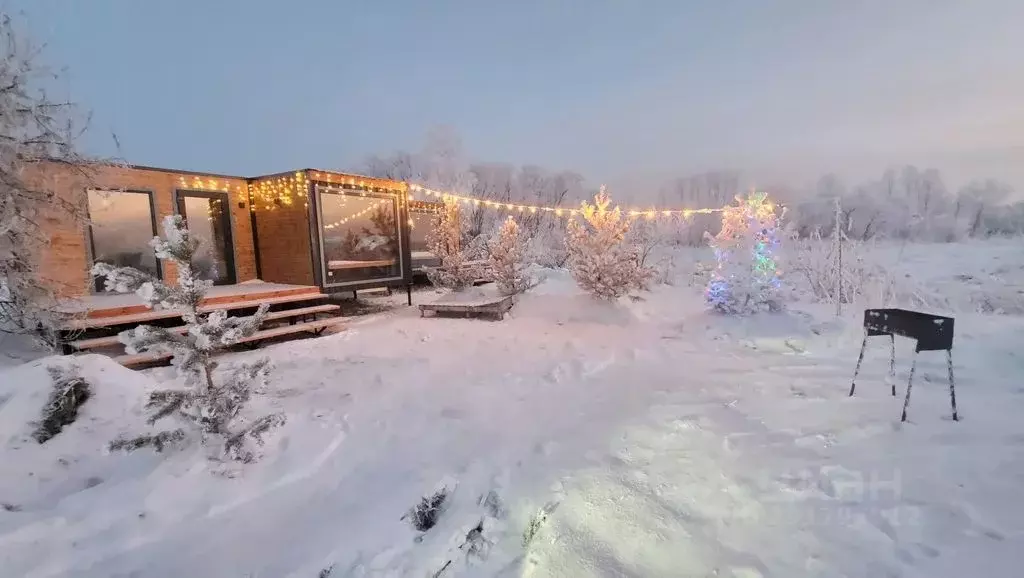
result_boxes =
[487,216,533,296]
[94,215,285,463]
[565,188,652,300]
[0,14,99,344]
[705,192,784,314]
[424,196,479,290]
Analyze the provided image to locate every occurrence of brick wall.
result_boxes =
[250,172,315,285]
[28,162,258,298]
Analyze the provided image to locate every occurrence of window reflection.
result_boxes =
[87,189,159,292]
[409,210,439,269]
[178,194,235,285]
[319,189,401,284]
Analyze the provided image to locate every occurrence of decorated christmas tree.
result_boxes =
[705,191,783,314]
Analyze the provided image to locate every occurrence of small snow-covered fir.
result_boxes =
[424,196,480,290]
[565,187,652,300]
[92,215,284,462]
[487,216,533,296]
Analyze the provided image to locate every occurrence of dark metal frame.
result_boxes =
[308,180,413,297]
[849,308,958,422]
[85,188,161,293]
[174,189,238,285]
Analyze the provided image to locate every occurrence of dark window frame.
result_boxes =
[86,188,161,294]
[173,189,238,286]
[314,184,406,289]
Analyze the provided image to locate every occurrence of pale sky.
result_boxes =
[16,0,1024,195]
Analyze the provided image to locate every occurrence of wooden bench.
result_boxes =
[419,294,514,321]
[64,292,329,331]
[114,316,346,368]
[68,304,341,351]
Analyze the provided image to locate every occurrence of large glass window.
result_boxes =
[409,209,439,269]
[318,187,402,285]
[87,189,159,292]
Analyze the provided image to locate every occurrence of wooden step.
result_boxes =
[86,286,321,319]
[69,304,342,350]
[66,293,329,330]
[114,317,346,367]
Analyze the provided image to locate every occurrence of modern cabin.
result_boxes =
[29,162,443,306]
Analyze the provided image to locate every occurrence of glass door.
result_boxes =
[176,191,236,285]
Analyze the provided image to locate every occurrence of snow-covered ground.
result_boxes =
[2,239,1023,577]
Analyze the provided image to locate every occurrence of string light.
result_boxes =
[249,171,310,211]
[322,197,391,230]
[407,183,734,219]
[178,170,757,224]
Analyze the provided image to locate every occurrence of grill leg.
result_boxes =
[900,351,919,422]
[407,284,412,306]
[889,334,897,396]
[947,348,959,421]
[849,333,868,397]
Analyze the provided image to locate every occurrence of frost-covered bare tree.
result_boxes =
[0,13,99,344]
[956,179,1012,238]
[660,170,740,246]
[95,216,285,463]
[487,216,533,295]
[787,166,1019,241]
[566,188,652,300]
[362,150,418,183]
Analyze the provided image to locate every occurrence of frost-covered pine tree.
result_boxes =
[705,191,783,314]
[565,187,652,300]
[487,216,533,296]
[94,215,285,463]
[424,196,478,290]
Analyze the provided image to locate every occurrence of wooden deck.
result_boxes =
[61,282,323,325]
[58,282,345,366]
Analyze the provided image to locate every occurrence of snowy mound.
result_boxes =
[513,268,645,326]
[0,355,156,509]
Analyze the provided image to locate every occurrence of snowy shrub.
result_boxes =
[109,429,187,454]
[31,364,90,444]
[787,229,878,305]
[526,223,569,269]
[92,215,285,463]
[424,197,480,290]
[405,487,450,532]
[565,188,653,300]
[522,508,550,548]
[628,218,680,285]
[705,192,784,314]
[487,216,534,295]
